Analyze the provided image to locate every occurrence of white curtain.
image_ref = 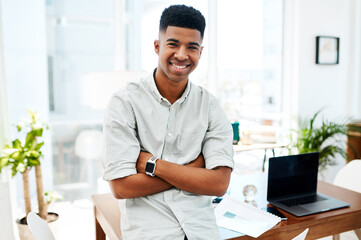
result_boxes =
[0,0,10,148]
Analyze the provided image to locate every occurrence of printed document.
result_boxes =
[214,196,281,238]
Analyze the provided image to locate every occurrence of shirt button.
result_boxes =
[170,106,174,110]
[182,223,186,228]
[168,132,172,137]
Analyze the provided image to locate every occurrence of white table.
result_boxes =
[233,143,288,172]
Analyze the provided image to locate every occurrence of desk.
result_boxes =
[233,143,288,172]
[92,179,361,240]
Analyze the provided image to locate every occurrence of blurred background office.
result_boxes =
[0,0,360,219]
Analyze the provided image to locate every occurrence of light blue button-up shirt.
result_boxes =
[103,71,234,240]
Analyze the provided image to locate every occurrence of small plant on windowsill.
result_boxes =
[44,190,63,212]
[289,109,347,172]
[0,109,59,239]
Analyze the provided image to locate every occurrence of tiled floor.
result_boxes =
[50,200,95,240]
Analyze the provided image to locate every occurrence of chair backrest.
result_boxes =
[75,130,103,160]
[27,212,56,240]
[291,228,309,240]
[334,160,361,193]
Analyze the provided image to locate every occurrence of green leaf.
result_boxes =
[10,151,21,161]
[26,150,40,159]
[35,142,44,151]
[25,132,35,148]
[33,128,43,137]
[28,158,40,166]
[12,139,22,149]
[291,108,346,171]
[26,108,35,120]
[11,164,18,177]
[0,157,10,169]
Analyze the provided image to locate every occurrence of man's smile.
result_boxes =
[170,62,191,71]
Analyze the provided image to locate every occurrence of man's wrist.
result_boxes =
[145,156,158,177]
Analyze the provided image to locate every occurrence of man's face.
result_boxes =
[154,26,203,83]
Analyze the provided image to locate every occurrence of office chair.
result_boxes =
[74,129,103,183]
[27,212,56,240]
[333,160,361,240]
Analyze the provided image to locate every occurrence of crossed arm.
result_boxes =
[109,151,231,199]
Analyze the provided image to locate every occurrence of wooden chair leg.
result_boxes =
[332,234,340,240]
[354,228,361,240]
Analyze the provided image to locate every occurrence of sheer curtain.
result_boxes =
[0,1,10,148]
[0,3,17,239]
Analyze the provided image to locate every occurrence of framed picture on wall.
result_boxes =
[315,36,339,65]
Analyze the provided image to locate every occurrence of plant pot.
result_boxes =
[0,167,17,240]
[347,121,361,162]
[16,212,59,240]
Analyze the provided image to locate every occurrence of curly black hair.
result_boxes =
[159,5,206,39]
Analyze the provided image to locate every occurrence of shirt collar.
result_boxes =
[145,69,191,104]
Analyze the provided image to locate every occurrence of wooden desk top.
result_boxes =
[92,193,121,240]
[231,181,361,240]
[92,180,361,240]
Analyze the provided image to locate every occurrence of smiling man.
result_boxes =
[103,5,234,240]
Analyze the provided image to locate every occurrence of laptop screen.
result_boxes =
[267,152,319,200]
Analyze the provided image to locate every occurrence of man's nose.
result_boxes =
[174,46,188,61]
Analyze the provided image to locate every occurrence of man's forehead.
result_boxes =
[159,26,202,43]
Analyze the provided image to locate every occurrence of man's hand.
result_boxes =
[136,151,153,173]
[136,151,205,174]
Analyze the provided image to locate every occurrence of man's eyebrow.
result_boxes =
[166,38,200,47]
[166,38,179,43]
[189,42,200,47]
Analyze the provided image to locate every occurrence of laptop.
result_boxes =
[267,152,349,217]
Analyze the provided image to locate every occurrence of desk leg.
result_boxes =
[332,234,340,240]
[94,206,106,240]
[262,150,267,172]
[262,148,276,172]
[354,229,361,239]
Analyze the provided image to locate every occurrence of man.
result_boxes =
[103,5,234,240]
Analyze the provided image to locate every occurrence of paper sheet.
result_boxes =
[292,228,309,240]
[214,196,281,238]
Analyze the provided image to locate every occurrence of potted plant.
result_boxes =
[290,109,347,172]
[346,120,361,162]
[0,109,59,239]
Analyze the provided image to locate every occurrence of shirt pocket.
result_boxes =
[177,128,205,155]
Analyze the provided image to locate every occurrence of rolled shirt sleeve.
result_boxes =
[202,98,234,170]
[102,90,140,181]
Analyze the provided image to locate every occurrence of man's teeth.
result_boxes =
[172,64,187,69]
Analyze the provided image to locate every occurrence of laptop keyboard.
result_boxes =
[279,195,327,207]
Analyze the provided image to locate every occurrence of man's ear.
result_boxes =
[199,46,204,58]
[154,40,160,55]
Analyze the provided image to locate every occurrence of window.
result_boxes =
[46,0,114,200]
[125,0,284,128]
[45,0,284,201]
[217,0,284,126]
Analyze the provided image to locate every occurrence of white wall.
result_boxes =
[285,0,360,120]
[284,0,361,182]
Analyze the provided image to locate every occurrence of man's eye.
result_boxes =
[167,43,177,47]
[189,46,198,50]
